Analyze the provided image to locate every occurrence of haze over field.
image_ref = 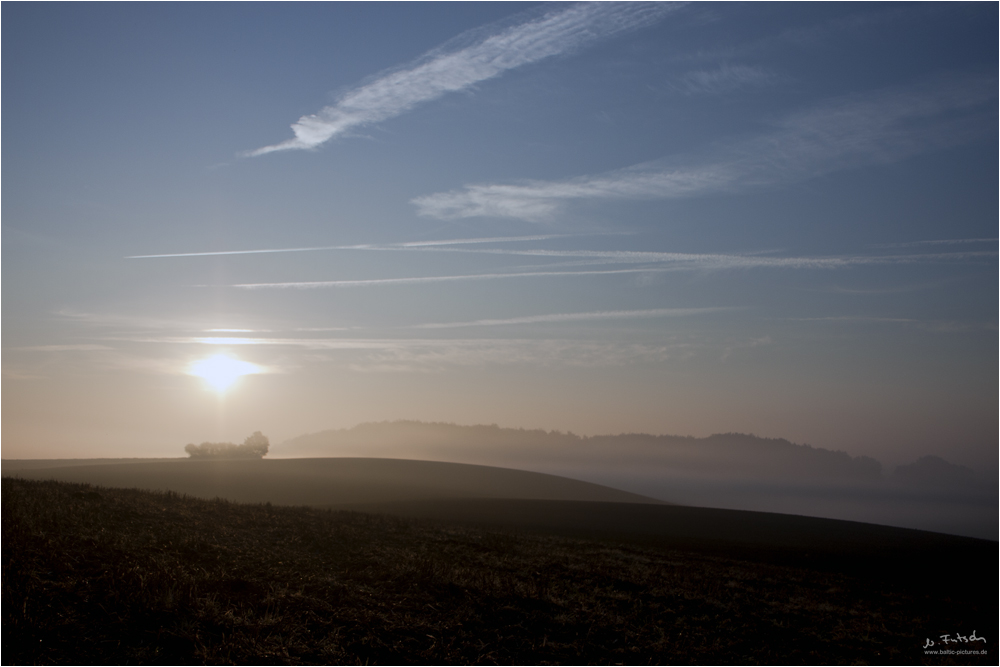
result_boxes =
[2,4,997,488]
[275,421,998,539]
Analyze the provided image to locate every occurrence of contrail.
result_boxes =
[412,307,733,329]
[395,234,564,247]
[125,234,567,259]
[413,75,997,221]
[230,268,670,289]
[224,250,995,289]
[127,245,356,259]
[340,246,997,267]
[247,2,683,156]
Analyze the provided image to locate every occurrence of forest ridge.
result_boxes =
[279,421,887,484]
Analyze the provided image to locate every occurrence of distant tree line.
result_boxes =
[185,432,269,459]
[281,421,886,482]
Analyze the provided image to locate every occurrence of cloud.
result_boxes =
[679,4,946,66]
[225,249,995,290]
[721,335,772,361]
[53,310,203,331]
[204,328,259,333]
[15,344,114,352]
[53,309,274,335]
[340,338,691,373]
[125,232,994,268]
[670,64,778,95]
[101,335,391,350]
[413,76,997,221]
[128,245,359,259]
[394,235,566,247]
[91,333,691,372]
[248,2,683,156]
[428,247,998,265]
[229,268,672,290]
[412,307,733,329]
[125,234,568,259]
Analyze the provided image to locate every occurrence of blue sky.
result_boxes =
[3,2,997,468]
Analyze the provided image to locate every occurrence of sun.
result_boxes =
[188,354,261,393]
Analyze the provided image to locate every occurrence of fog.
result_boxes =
[275,421,997,540]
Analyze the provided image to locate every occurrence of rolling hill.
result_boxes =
[272,422,997,539]
[2,457,662,507]
[276,420,884,483]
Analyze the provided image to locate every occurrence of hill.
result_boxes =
[894,455,977,489]
[277,421,883,484]
[1,457,182,470]
[3,478,995,665]
[2,458,661,507]
[272,422,997,540]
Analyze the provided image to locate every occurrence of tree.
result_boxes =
[184,432,269,459]
[241,431,269,458]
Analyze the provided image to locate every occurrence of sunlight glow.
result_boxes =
[188,354,261,393]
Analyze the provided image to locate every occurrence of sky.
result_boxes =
[2,2,997,469]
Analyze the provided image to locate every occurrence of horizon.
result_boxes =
[3,3,997,478]
[6,419,996,540]
[0,417,983,472]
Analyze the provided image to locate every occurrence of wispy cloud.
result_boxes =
[721,335,772,361]
[204,328,260,333]
[394,235,565,247]
[412,307,732,329]
[247,2,683,156]
[125,233,994,266]
[53,310,202,331]
[226,249,996,290]
[100,335,388,350]
[92,334,692,372]
[52,309,270,334]
[229,268,670,290]
[125,234,568,259]
[677,4,945,66]
[128,245,363,260]
[670,64,778,95]
[413,76,996,221]
[347,339,690,373]
[15,344,114,352]
[94,309,729,352]
[409,247,998,265]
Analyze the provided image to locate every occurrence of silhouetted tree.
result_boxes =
[184,432,269,459]
[241,431,269,458]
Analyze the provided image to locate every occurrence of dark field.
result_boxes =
[3,477,995,665]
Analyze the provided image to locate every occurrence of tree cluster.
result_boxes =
[184,431,269,459]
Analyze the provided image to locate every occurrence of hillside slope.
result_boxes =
[273,422,997,540]
[4,457,661,507]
